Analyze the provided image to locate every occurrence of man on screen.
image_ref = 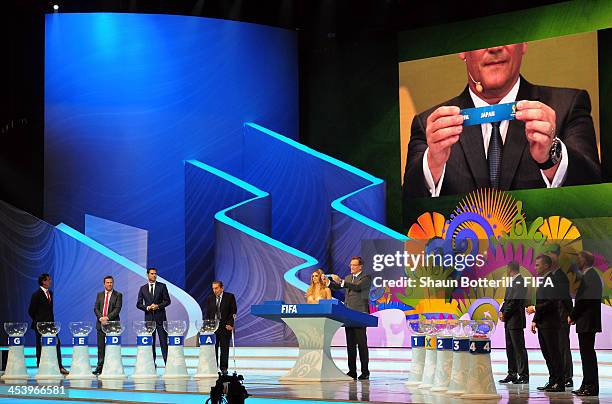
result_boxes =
[403,43,601,211]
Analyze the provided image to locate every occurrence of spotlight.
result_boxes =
[53,4,59,12]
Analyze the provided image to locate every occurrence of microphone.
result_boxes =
[467,70,484,93]
[463,57,484,93]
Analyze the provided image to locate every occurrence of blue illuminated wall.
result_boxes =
[44,13,298,289]
[35,13,398,346]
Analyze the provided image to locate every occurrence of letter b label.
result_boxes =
[167,335,184,346]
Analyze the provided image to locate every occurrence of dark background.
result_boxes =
[1,0,563,230]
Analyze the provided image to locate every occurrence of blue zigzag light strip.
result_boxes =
[186,159,316,293]
[55,223,203,338]
[245,122,409,241]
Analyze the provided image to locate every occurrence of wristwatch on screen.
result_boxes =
[537,137,561,170]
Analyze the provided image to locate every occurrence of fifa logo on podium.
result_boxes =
[281,304,297,314]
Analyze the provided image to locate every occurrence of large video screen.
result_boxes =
[401,32,603,208]
[394,21,612,348]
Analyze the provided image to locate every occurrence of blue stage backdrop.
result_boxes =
[44,13,299,291]
[20,13,398,346]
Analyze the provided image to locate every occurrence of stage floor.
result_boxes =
[0,347,610,403]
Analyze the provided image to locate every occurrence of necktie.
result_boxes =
[45,291,51,303]
[149,283,154,297]
[488,121,503,189]
[216,296,221,320]
[103,292,110,317]
[352,275,357,282]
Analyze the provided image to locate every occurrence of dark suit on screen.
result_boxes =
[205,292,237,372]
[500,274,528,379]
[93,290,122,369]
[331,272,372,377]
[570,268,602,394]
[28,288,64,367]
[136,282,171,363]
[403,78,601,224]
[533,272,563,386]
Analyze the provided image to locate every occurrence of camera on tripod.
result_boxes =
[206,371,250,404]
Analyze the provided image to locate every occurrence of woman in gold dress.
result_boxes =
[305,269,332,303]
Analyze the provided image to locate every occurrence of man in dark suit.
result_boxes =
[205,281,237,374]
[92,275,123,375]
[498,261,529,384]
[549,249,574,387]
[403,44,601,224]
[569,251,602,397]
[136,268,171,363]
[527,254,564,392]
[330,256,372,380]
[27,273,68,374]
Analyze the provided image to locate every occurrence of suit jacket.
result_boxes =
[552,267,573,323]
[533,272,562,329]
[403,78,601,224]
[570,268,602,333]
[94,290,123,330]
[500,274,527,329]
[28,288,55,331]
[330,272,371,314]
[205,292,237,333]
[136,282,171,323]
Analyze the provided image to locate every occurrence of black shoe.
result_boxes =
[537,382,552,391]
[512,376,529,384]
[499,375,517,383]
[545,383,565,392]
[565,379,573,388]
[59,368,70,375]
[576,388,598,397]
[346,372,357,380]
[572,388,585,395]
[92,367,102,375]
[358,373,369,380]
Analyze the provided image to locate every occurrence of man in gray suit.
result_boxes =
[92,275,123,375]
[330,256,372,380]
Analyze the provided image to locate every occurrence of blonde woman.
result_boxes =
[305,269,332,304]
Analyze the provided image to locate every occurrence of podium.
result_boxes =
[251,300,378,382]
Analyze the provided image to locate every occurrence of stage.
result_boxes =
[1,347,610,403]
